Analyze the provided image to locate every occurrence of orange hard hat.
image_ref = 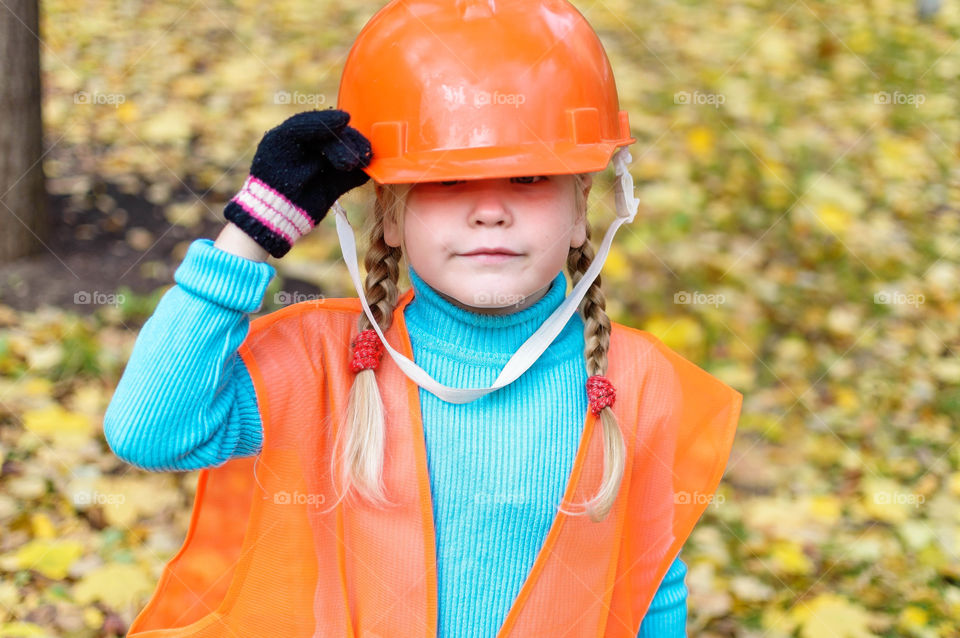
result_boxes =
[336,0,636,184]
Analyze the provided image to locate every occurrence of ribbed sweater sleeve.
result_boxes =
[638,555,688,636]
[102,238,274,471]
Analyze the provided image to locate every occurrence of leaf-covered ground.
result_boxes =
[1,0,959,636]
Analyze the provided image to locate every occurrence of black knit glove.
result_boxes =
[224,109,372,258]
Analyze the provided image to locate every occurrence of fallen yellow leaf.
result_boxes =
[769,539,814,575]
[82,607,104,630]
[898,605,929,631]
[73,563,156,611]
[7,539,84,580]
[22,405,94,446]
[792,593,877,638]
[687,125,716,160]
[30,513,57,540]
[820,202,854,236]
[0,622,52,637]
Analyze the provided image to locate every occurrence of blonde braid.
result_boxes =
[330,191,403,509]
[560,178,627,522]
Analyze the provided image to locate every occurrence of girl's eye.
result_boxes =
[435,176,546,186]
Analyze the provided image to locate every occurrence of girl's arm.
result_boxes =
[103,229,274,471]
[637,555,688,637]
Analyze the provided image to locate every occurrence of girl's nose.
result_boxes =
[467,188,512,227]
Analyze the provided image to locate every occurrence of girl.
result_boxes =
[104,1,742,636]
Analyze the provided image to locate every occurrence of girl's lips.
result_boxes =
[459,252,521,264]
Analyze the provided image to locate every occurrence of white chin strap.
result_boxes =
[331,146,640,404]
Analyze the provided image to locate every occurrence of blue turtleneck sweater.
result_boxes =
[103,238,689,637]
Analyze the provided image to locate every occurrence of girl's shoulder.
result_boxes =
[238,297,372,386]
[611,320,743,414]
[608,320,734,397]
[247,287,416,343]
[241,297,368,362]
[608,320,682,366]
[249,296,364,331]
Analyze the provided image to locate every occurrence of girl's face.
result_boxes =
[383,174,592,315]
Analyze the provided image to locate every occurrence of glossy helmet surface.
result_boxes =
[337,0,635,184]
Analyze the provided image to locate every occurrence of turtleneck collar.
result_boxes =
[403,265,580,363]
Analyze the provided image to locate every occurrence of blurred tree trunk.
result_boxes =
[0,0,47,263]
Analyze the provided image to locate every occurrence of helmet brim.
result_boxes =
[365,139,636,185]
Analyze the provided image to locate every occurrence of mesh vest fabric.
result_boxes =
[126,289,742,637]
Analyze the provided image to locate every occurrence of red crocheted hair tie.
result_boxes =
[350,329,384,373]
[586,375,616,416]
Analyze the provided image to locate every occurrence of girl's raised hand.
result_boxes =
[223,108,373,258]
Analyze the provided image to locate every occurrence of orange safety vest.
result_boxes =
[126,288,742,638]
